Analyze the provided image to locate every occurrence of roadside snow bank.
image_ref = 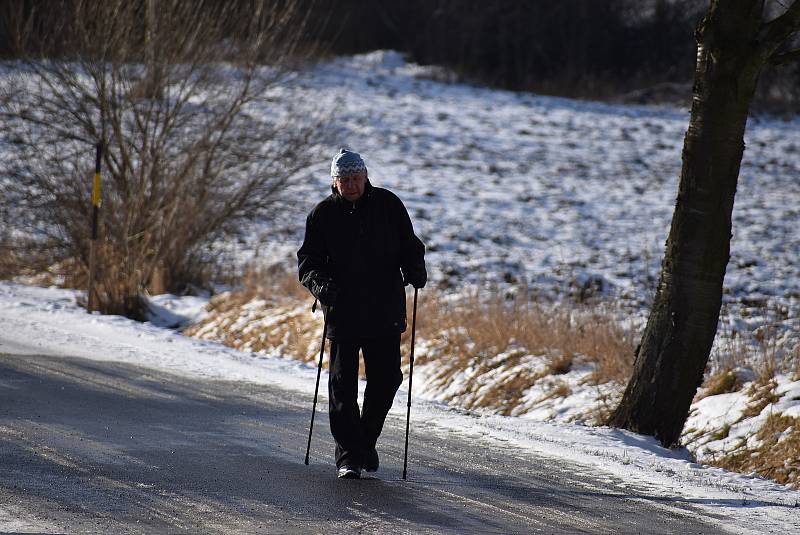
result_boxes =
[0,282,311,393]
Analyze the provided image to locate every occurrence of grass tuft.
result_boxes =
[742,378,780,419]
[696,368,746,401]
[712,413,800,488]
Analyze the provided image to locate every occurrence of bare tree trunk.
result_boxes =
[610,1,800,447]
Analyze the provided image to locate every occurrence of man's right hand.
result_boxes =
[403,266,427,289]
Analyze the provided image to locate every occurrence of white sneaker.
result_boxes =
[337,465,362,479]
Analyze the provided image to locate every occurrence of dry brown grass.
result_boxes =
[400,289,635,416]
[696,368,746,401]
[412,289,635,384]
[713,303,796,380]
[711,413,800,488]
[548,352,575,375]
[741,378,781,419]
[700,303,798,405]
[0,234,79,286]
[185,264,322,364]
[0,241,21,280]
[794,345,800,382]
[542,379,573,400]
[237,263,310,303]
[185,274,795,431]
[690,353,799,488]
[187,301,322,363]
[183,273,800,487]
[468,360,545,416]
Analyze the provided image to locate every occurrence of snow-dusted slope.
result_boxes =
[257,51,799,321]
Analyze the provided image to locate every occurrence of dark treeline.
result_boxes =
[0,0,299,62]
[302,0,703,101]
[304,0,800,111]
[1,0,798,111]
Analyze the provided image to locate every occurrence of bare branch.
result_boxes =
[759,0,800,54]
[769,47,800,64]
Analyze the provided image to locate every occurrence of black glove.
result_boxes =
[403,266,427,289]
[311,276,339,306]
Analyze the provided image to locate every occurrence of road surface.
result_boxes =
[0,350,730,534]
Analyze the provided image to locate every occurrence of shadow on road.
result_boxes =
[0,354,730,534]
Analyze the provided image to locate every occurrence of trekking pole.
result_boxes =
[402,287,419,480]
[304,305,329,465]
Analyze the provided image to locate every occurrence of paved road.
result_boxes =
[0,352,729,534]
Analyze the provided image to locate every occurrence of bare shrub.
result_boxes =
[0,235,22,280]
[0,0,323,317]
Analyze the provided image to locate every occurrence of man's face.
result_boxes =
[334,171,367,202]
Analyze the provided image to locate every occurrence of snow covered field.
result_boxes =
[1,281,798,534]
[255,52,799,321]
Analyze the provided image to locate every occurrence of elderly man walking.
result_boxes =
[298,149,427,479]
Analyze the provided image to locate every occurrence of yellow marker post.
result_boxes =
[88,142,102,312]
[92,171,101,210]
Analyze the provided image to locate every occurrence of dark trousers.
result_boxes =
[328,335,403,468]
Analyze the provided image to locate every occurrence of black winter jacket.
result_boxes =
[297,181,426,339]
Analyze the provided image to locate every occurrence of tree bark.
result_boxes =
[609,1,770,447]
